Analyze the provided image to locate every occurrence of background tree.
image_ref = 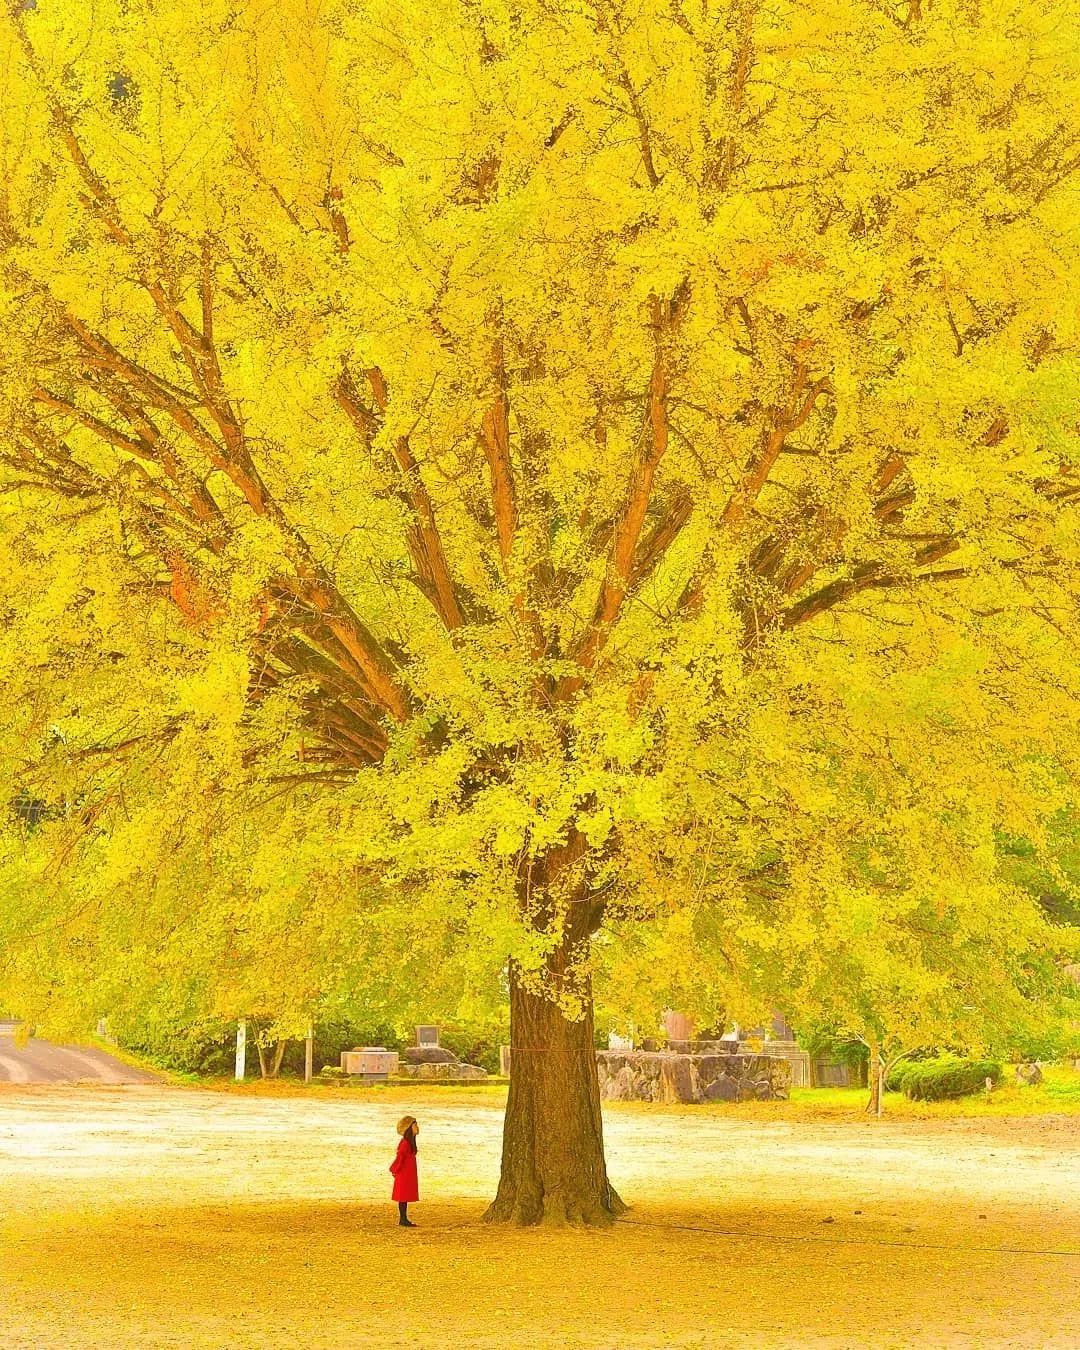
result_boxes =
[764,871,1074,1115]
[1,0,1079,1223]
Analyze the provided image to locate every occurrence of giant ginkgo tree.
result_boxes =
[1,0,1079,1224]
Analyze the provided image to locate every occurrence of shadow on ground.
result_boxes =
[4,1196,1077,1349]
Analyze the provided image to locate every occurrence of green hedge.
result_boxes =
[887,1056,1002,1101]
[436,1028,505,1076]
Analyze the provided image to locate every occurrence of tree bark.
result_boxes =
[865,1038,883,1117]
[485,840,624,1228]
[256,1037,287,1079]
[485,949,625,1225]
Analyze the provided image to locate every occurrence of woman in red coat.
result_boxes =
[390,1115,420,1226]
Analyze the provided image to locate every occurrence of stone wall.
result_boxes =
[596,1050,790,1103]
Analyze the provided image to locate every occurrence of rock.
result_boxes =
[1015,1062,1043,1086]
[615,1065,636,1100]
[403,1045,458,1065]
[694,1054,736,1095]
[703,1074,739,1102]
[396,1060,487,1080]
[659,1055,695,1103]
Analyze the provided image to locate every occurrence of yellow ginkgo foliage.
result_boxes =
[1,0,1078,1223]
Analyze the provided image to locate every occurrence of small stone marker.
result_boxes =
[499,1045,511,1076]
[415,1025,440,1047]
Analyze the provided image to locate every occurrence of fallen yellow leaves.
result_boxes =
[1,1085,1077,1348]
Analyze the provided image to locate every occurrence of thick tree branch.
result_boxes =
[86,374,227,538]
[628,492,694,591]
[32,387,147,458]
[593,3,661,188]
[563,287,688,691]
[777,553,967,635]
[703,0,757,196]
[337,366,465,631]
[720,360,832,529]
[479,334,517,566]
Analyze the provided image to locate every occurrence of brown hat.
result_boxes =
[396,1115,417,1135]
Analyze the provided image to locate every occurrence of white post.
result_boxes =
[304,1020,314,1083]
[235,1018,247,1082]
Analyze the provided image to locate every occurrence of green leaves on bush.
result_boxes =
[887,1057,1002,1101]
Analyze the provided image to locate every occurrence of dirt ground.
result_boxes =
[1,1084,1077,1349]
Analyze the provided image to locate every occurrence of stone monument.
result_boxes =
[340,1047,399,1080]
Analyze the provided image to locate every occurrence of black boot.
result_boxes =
[398,1203,416,1228]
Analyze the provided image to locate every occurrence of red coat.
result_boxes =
[390,1136,419,1203]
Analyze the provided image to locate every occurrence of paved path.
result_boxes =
[0,1024,157,1084]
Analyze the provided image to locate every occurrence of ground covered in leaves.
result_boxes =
[1,1083,1077,1348]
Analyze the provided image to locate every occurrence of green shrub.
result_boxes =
[119,1020,235,1075]
[884,1059,915,1093]
[798,1029,871,1073]
[895,1057,1002,1101]
[438,1028,506,1075]
[119,1018,404,1079]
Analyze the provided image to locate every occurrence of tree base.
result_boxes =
[483,1186,627,1228]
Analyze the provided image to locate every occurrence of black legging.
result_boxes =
[398,1202,409,1221]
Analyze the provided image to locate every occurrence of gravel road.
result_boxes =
[0,1023,157,1084]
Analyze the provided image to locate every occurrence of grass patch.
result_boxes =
[769,1066,1080,1119]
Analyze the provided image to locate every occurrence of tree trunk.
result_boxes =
[256,1038,286,1079]
[485,949,624,1225]
[485,834,624,1227]
[486,834,625,1226]
[865,1039,884,1117]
